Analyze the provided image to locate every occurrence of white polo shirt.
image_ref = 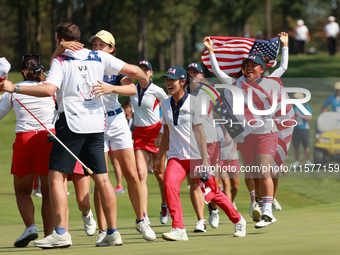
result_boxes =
[324,22,340,38]
[295,25,309,41]
[161,92,205,160]
[131,82,168,127]
[47,48,125,133]
[0,81,55,133]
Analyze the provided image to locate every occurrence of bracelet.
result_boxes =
[60,41,64,48]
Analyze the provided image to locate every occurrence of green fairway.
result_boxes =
[1,54,340,254]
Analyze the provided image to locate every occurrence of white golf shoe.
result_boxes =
[96,231,123,247]
[272,198,282,211]
[14,225,39,247]
[255,210,277,229]
[34,230,72,249]
[162,228,188,241]
[251,204,262,222]
[233,216,246,237]
[136,220,156,241]
[95,230,107,246]
[207,203,219,229]
[194,220,207,232]
[82,209,97,236]
[160,206,170,224]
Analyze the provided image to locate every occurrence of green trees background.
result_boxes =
[0,0,338,71]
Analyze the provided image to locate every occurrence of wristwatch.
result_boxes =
[14,85,21,93]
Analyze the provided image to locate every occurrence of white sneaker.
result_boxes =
[233,217,246,237]
[194,220,207,232]
[251,204,262,222]
[136,220,156,241]
[162,228,188,241]
[82,209,96,236]
[306,160,313,168]
[255,210,277,229]
[95,230,107,246]
[34,230,72,249]
[207,203,219,229]
[144,214,151,225]
[33,190,42,197]
[292,161,299,168]
[96,231,123,247]
[272,198,282,211]
[232,201,237,210]
[249,201,256,218]
[160,206,170,224]
[14,226,39,247]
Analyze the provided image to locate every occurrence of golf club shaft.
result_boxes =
[11,93,93,175]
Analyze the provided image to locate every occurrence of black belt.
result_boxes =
[105,108,123,117]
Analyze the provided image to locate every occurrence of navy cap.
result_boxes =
[138,60,152,70]
[161,66,187,80]
[187,62,203,74]
[242,53,266,68]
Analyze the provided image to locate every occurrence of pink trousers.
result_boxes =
[164,158,241,229]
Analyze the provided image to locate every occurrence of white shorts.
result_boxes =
[104,113,133,152]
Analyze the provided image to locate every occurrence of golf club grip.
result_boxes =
[85,168,93,175]
[11,93,93,175]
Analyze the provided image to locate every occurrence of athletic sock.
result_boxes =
[249,190,256,202]
[161,205,168,209]
[107,228,117,235]
[262,196,273,212]
[55,227,66,235]
[136,219,145,224]
[259,200,263,208]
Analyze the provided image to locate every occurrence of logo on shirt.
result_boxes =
[86,51,102,62]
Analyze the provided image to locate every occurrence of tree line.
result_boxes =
[0,0,338,71]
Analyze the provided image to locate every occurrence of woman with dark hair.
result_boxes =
[0,55,54,247]
[203,33,289,223]
[152,66,246,241]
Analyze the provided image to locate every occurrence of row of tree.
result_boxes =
[0,0,338,71]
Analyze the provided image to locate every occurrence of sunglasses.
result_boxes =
[21,54,44,73]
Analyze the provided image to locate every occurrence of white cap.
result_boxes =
[297,19,304,25]
[329,16,335,22]
[0,57,11,79]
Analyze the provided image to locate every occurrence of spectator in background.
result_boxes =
[322,82,340,113]
[294,20,310,55]
[256,31,264,40]
[292,92,313,168]
[324,16,340,56]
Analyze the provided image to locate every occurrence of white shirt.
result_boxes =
[47,48,125,133]
[0,80,55,133]
[131,82,168,127]
[161,92,205,160]
[295,25,309,41]
[324,22,340,38]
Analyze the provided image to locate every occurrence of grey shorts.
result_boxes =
[292,128,309,149]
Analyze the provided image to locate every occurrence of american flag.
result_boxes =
[202,36,280,77]
[214,77,294,167]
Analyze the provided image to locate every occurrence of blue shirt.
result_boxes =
[294,104,311,130]
[323,94,340,113]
